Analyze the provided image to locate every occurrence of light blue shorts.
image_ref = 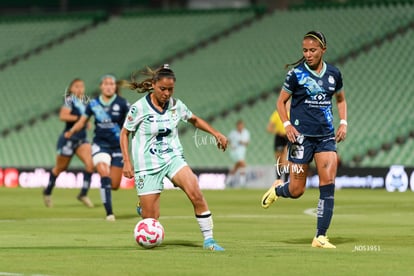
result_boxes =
[229,147,246,162]
[134,156,187,196]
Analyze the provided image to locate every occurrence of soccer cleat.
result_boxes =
[136,202,142,217]
[203,238,225,251]
[43,191,53,208]
[77,195,94,208]
[43,195,53,208]
[106,214,116,221]
[312,235,336,249]
[261,179,283,209]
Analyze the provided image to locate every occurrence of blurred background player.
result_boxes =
[120,65,227,251]
[261,31,347,249]
[226,119,250,187]
[43,78,94,208]
[66,75,130,221]
[266,101,290,182]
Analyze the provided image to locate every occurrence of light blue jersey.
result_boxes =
[123,94,193,174]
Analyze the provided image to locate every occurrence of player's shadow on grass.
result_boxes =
[161,240,200,248]
[114,214,143,220]
[281,236,356,245]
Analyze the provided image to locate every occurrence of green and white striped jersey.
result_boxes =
[123,93,193,174]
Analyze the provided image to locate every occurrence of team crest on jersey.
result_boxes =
[112,104,120,111]
[328,75,335,84]
[170,109,178,121]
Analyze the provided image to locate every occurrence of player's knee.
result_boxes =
[85,165,94,173]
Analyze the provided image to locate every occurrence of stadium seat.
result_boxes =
[1,4,414,167]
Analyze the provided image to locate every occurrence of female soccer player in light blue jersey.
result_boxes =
[262,31,348,249]
[120,65,228,251]
[66,75,130,221]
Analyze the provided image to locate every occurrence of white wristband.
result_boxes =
[340,119,347,126]
[283,121,291,128]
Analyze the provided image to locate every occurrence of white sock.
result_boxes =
[239,173,246,186]
[196,211,213,241]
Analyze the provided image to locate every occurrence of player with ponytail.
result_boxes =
[43,79,94,208]
[120,64,227,251]
[66,75,130,221]
[262,31,348,249]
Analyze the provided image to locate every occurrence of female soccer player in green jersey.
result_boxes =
[120,65,227,251]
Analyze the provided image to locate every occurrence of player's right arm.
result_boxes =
[277,89,299,143]
[119,127,134,179]
[64,115,88,139]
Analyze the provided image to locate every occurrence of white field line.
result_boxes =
[0,273,52,276]
[0,213,303,223]
[303,208,317,217]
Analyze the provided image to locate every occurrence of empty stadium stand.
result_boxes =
[1,3,413,168]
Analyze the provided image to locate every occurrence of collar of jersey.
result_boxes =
[304,61,326,78]
[99,94,117,106]
[146,93,169,115]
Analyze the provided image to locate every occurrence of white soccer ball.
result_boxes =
[134,218,165,249]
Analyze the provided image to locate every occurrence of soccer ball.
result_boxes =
[134,218,164,249]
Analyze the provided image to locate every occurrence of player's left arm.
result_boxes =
[188,114,228,151]
[335,90,347,143]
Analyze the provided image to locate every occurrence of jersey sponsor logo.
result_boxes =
[147,115,171,123]
[315,93,326,101]
[149,128,173,156]
[90,99,121,138]
[149,142,173,155]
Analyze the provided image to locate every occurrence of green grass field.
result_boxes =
[0,187,413,276]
